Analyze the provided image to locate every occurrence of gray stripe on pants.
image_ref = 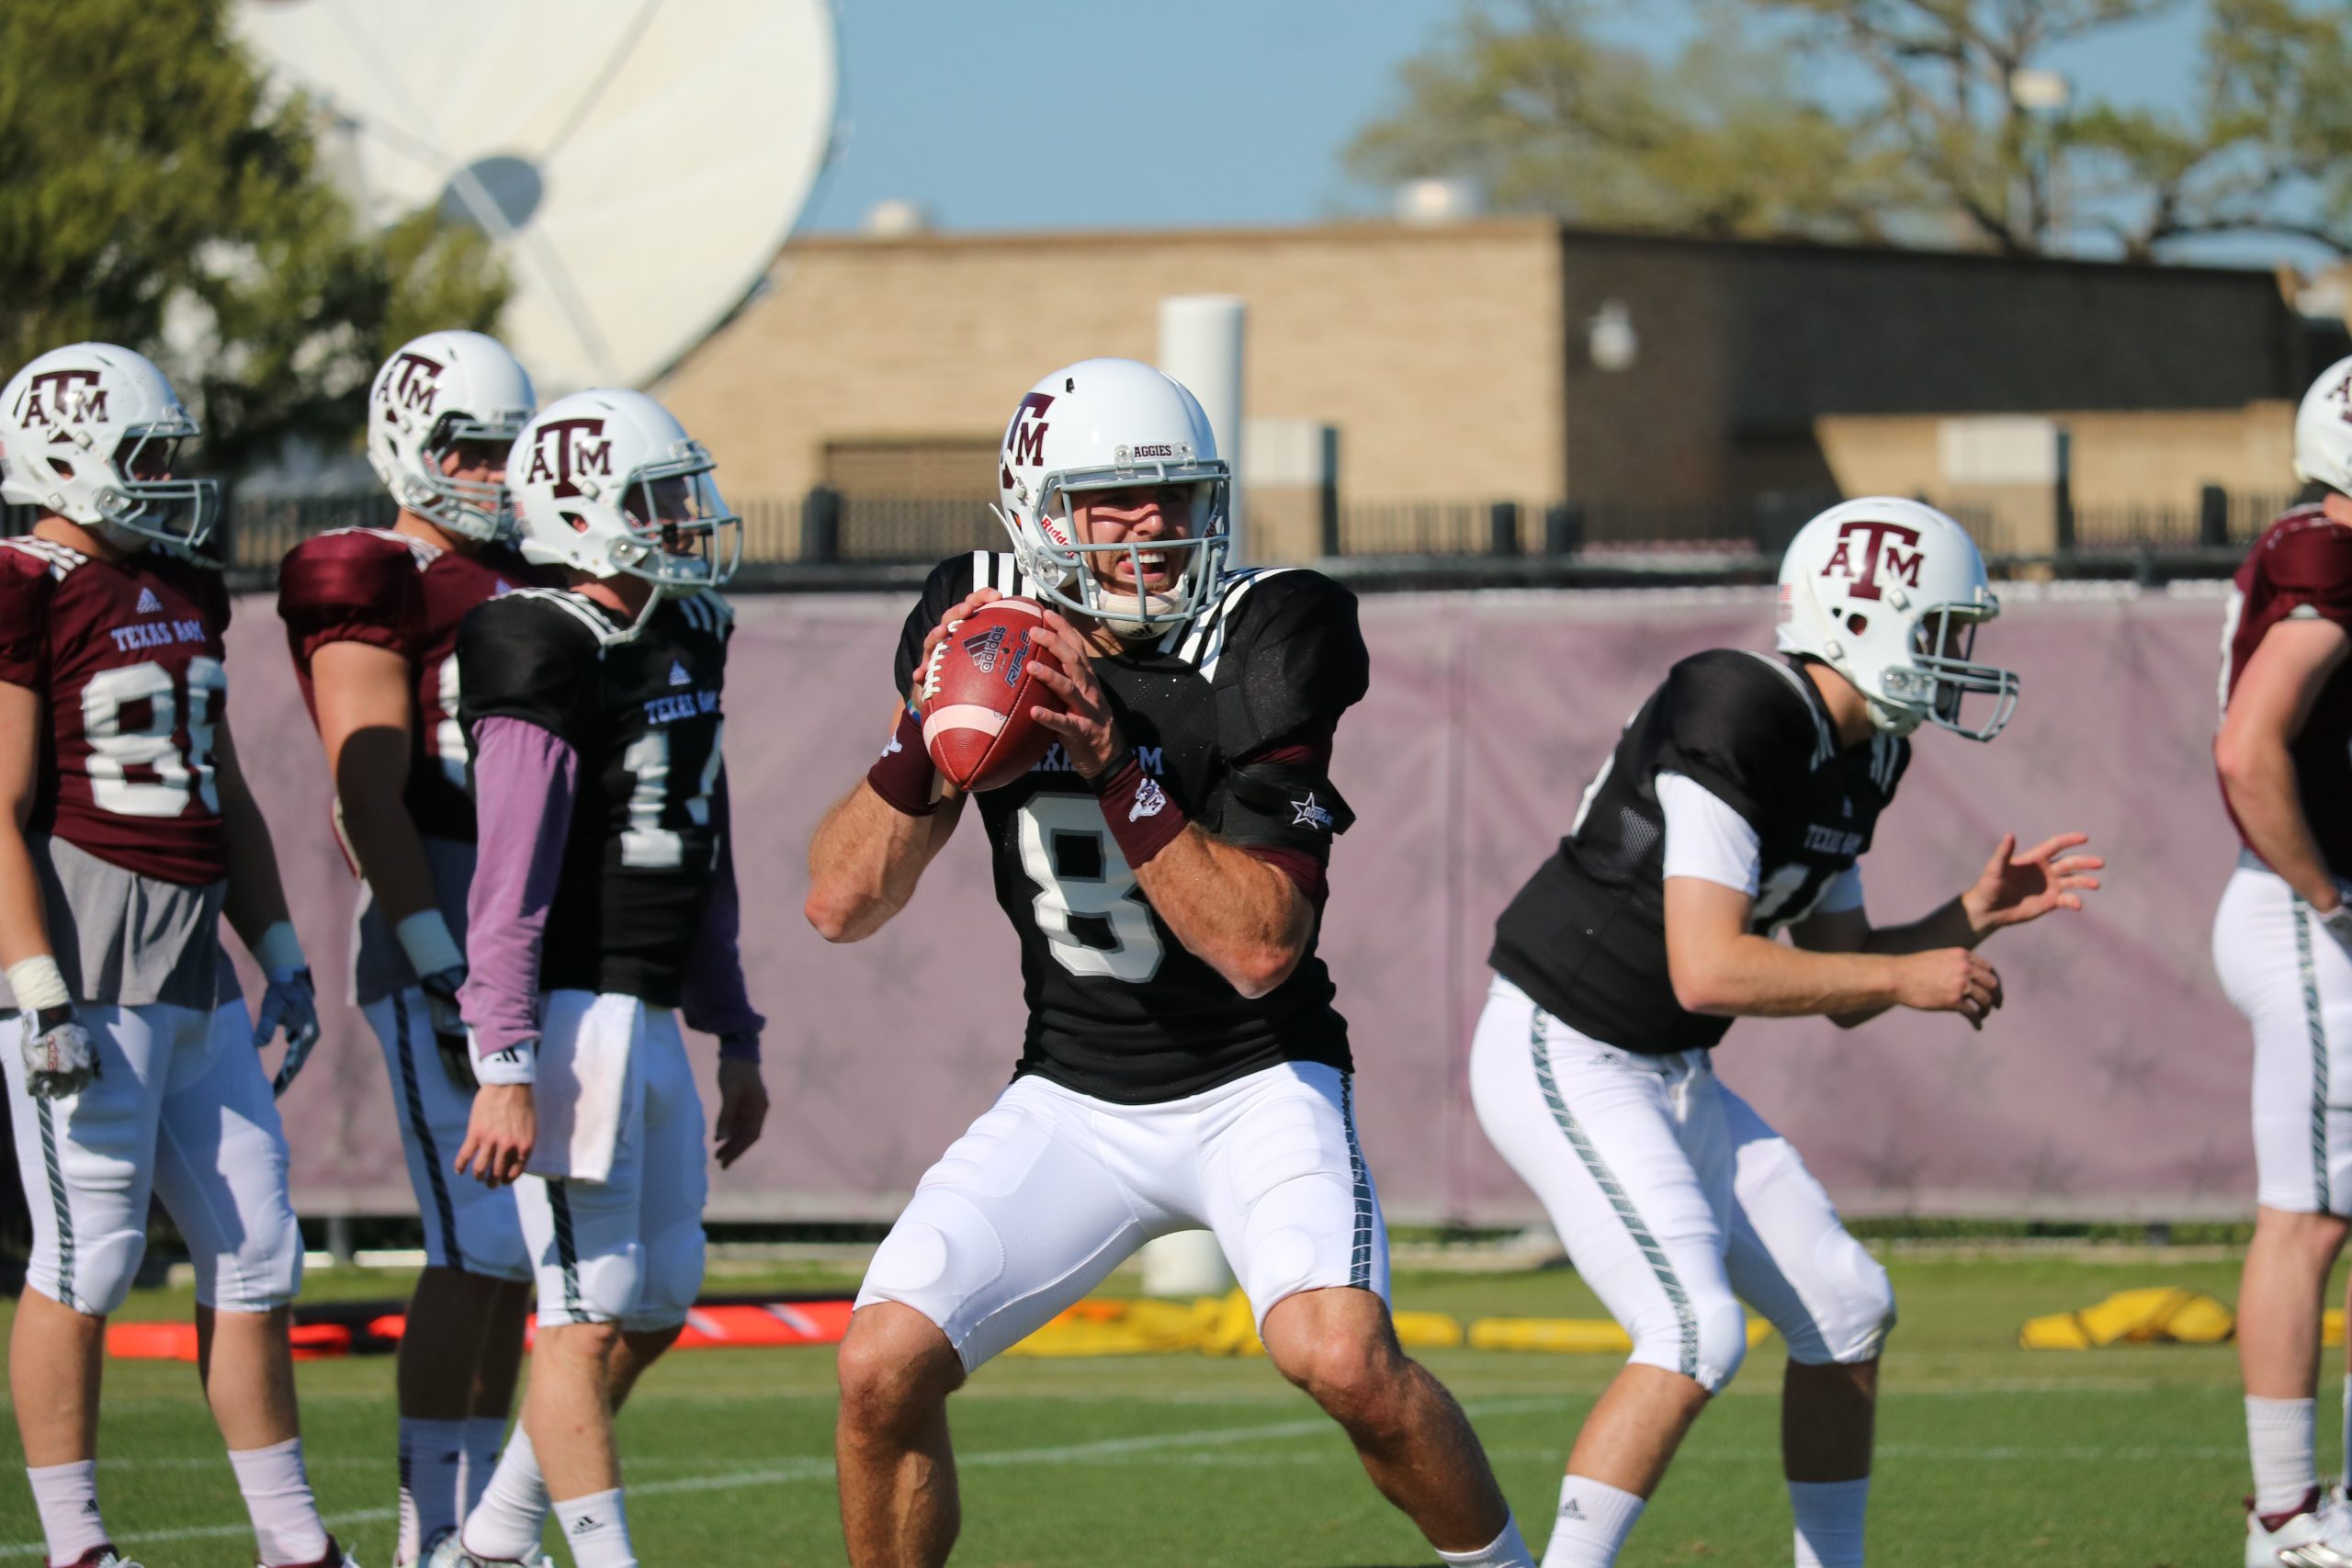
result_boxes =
[1527,1008,1698,1378]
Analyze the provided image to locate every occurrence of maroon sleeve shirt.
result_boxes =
[2222,504,2352,877]
[0,536,232,886]
[279,527,544,845]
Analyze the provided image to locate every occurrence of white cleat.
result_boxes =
[2249,1488,2352,1567]
[420,1531,552,1568]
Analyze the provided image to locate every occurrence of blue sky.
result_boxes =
[800,0,2223,254]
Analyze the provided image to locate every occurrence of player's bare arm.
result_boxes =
[1027,608,1317,998]
[2218,615,2350,911]
[217,725,297,948]
[311,637,439,921]
[1664,875,2002,1028]
[805,588,1001,941]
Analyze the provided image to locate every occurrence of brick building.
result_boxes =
[656,218,2317,559]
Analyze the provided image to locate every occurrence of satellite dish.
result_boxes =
[233,0,839,395]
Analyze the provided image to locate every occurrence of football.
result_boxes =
[920,596,1066,792]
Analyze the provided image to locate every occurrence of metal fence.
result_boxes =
[2,483,2311,587]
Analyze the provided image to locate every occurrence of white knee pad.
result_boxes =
[1778,1230,1897,1366]
[621,1214,707,1333]
[191,1206,306,1313]
[42,1226,146,1318]
[1627,1281,1749,1394]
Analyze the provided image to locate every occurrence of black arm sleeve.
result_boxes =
[455,595,600,751]
[1206,572,1371,860]
[1646,653,1808,832]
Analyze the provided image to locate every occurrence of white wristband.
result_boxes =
[471,1031,537,1086]
[254,920,306,976]
[395,909,465,977]
[6,954,71,1012]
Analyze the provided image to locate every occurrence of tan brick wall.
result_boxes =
[656,220,1567,528]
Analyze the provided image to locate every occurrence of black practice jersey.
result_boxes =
[457,588,732,1007]
[1490,649,1908,1055]
[896,553,1370,1103]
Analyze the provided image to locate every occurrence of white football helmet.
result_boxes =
[2295,355,2352,493]
[366,330,536,541]
[0,343,218,551]
[990,357,1231,637]
[1776,496,2018,741]
[504,389,739,626]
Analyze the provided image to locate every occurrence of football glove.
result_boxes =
[419,965,476,1091]
[20,1004,97,1100]
[259,967,322,1097]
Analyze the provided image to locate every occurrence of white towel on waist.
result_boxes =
[526,989,639,1183]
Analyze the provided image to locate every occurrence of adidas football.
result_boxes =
[920,597,1066,792]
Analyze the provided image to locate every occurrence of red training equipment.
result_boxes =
[920,597,1065,792]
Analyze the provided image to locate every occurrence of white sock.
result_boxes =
[1791,1477,1870,1568]
[398,1418,469,1563]
[228,1437,332,1566]
[26,1460,110,1564]
[2249,1395,2320,1516]
[553,1489,634,1568]
[1541,1474,1645,1568]
[462,1427,550,1562]
[1438,1511,1534,1567]
[459,1417,508,1518]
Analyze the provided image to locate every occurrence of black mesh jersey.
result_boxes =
[1489,649,1909,1056]
[456,587,733,1007]
[895,552,1371,1104]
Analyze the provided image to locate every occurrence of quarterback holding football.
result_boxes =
[807,357,1536,1568]
[1474,500,2099,1567]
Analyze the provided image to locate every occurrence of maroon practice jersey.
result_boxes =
[2221,503,2352,875]
[278,527,540,845]
[0,535,233,886]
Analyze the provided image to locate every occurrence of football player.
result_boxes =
[0,344,345,1568]
[807,358,1535,1568]
[2216,356,2352,1565]
[277,332,540,1564]
[1475,500,2098,1568]
[428,389,766,1568]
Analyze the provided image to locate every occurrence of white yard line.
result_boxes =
[0,1383,2213,1558]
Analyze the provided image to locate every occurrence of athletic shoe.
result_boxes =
[2248,1487,2352,1566]
[48,1550,141,1568]
[421,1531,551,1568]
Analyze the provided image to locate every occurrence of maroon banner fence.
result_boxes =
[226,582,2249,1224]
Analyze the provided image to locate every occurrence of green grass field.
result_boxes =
[0,1250,2297,1566]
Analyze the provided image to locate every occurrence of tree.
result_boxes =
[0,0,507,474]
[1347,0,2352,259]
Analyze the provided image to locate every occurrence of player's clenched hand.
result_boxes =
[20,1006,97,1100]
[456,1083,535,1188]
[259,968,323,1098]
[418,966,477,1090]
[713,1058,769,1169]
[1894,948,2003,1030]
[914,587,1004,702]
[1962,832,2104,935]
[1027,610,1125,778]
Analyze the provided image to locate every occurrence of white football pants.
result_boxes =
[1471,976,1893,1392]
[857,1060,1388,1371]
[2215,858,2352,1215]
[513,993,708,1330]
[3,998,303,1315]
[360,989,529,1280]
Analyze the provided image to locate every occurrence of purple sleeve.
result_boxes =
[683,770,764,1055]
[458,715,578,1057]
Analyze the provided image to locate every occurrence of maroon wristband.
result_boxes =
[1091,752,1188,868]
[866,704,939,817]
